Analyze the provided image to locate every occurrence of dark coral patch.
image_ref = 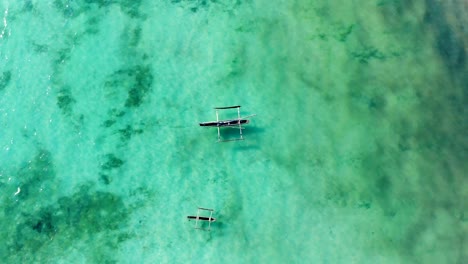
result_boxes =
[10,183,130,259]
[336,24,354,42]
[53,47,72,65]
[85,0,114,8]
[118,125,143,141]
[99,154,125,185]
[22,0,34,12]
[57,87,76,115]
[127,27,142,47]
[375,174,392,195]
[119,0,144,18]
[103,119,117,128]
[56,184,129,232]
[0,71,12,91]
[15,149,55,200]
[99,173,111,185]
[368,94,386,112]
[171,0,243,13]
[53,0,81,18]
[125,66,153,107]
[170,0,213,13]
[101,154,124,171]
[351,46,386,63]
[105,65,153,108]
[53,0,144,20]
[85,16,101,35]
[424,0,466,72]
[32,43,49,53]
[1,145,151,262]
[102,109,125,128]
[30,211,55,235]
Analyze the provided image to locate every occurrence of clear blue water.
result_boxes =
[0,1,466,263]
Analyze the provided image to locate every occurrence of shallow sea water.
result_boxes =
[0,0,466,263]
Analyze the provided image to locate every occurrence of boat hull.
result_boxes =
[187,216,216,222]
[199,119,249,127]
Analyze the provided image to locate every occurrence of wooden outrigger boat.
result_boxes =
[199,106,255,142]
[187,207,216,231]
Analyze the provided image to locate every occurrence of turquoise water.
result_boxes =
[0,0,466,263]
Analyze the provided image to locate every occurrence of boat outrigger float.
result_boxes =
[199,106,255,142]
[187,207,216,231]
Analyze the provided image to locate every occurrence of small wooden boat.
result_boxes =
[188,207,216,231]
[199,106,255,142]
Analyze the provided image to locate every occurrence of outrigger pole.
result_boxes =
[215,109,221,141]
[214,106,243,141]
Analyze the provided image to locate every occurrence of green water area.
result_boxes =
[0,0,466,263]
